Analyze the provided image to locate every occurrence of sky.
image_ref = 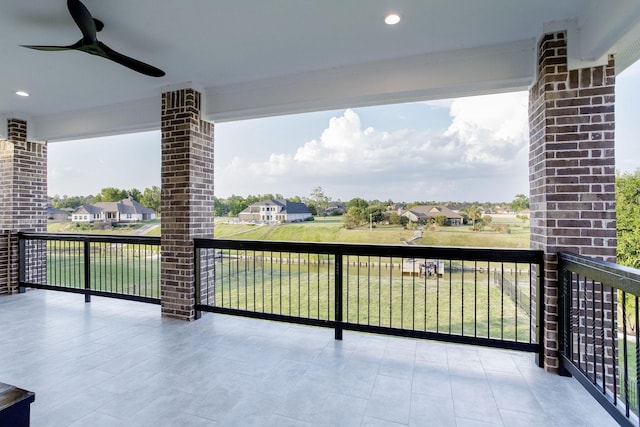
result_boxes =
[48,61,640,203]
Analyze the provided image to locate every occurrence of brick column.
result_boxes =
[161,89,214,320]
[529,32,616,374]
[0,119,48,295]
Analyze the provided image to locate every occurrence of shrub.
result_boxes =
[493,224,511,234]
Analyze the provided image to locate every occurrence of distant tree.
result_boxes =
[310,186,330,216]
[465,205,483,231]
[347,198,369,210]
[510,194,530,214]
[245,194,261,205]
[617,171,640,269]
[140,186,161,213]
[616,170,640,332]
[343,206,369,227]
[481,214,493,230]
[213,197,228,217]
[51,194,94,209]
[435,215,448,226]
[389,212,401,225]
[306,202,318,216]
[93,187,128,202]
[288,195,302,203]
[342,212,359,229]
[228,195,250,216]
[127,188,142,202]
[367,205,385,223]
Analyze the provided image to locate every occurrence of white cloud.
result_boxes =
[217,92,530,201]
[444,92,528,164]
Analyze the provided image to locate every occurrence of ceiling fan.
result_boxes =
[22,0,165,77]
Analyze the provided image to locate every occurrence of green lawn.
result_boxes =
[414,227,529,249]
[41,240,160,299]
[47,221,153,235]
[214,215,530,248]
[49,215,530,248]
[208,255,535,343]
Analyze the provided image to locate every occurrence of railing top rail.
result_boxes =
[18,232,160,246]
[195,238,543,264]
[559,251,640,296]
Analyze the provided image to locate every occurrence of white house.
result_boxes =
[71,197,156,223]
[238,199,312,223]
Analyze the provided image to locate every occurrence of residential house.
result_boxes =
[402,205,463,226]
[71,204,104,223]
[46,205,71,222]
[325,202,346,216]
[239,199,311,223]
[71,197,156,223]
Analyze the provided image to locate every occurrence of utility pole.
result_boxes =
[370,213,372,231]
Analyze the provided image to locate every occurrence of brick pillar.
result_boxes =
[0,119,48,295]
[529,32,616,374]
[161,89,214,320]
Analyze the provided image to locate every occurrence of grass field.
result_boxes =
[214,214,530,248]
[47,221,156,235]
[47,214,530,249]
[207,254,534,343]
[25,239,160,299]
[45,250,160,298]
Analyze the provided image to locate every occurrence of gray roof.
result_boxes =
[241,199,311,215]
[406,205,462,220]
[282,200,311,214]
[72,198,155,216]
[72,204,103,215]
[94,198,155,215]
[46,205,70,215]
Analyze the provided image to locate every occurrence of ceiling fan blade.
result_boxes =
[97,42,165,77]
[67,0,98,42]
[21,41,81,51]
[22,1,165,78]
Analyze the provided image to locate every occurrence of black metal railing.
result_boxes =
[559,252,640,427]
[195,238,544,362]
[18,233,161,304]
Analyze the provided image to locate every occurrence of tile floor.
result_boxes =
[0,290,619,426]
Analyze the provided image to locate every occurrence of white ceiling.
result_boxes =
[2,0,640,142]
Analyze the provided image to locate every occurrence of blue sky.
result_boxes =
[48,61,640,203]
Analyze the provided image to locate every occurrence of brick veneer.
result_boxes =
[529,32,617,374]
[0,119,47,294]
[160,89,215,320]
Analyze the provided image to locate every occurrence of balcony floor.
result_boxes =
[0,290,618,427]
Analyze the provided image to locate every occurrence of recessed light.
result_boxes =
[16,91,30,97]
[385,14,401,25]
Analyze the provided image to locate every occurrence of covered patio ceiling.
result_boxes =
[2,0,640,142]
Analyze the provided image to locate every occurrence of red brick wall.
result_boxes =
[0,119,47,294]
[160,89,215,320]
[529,32,616,374]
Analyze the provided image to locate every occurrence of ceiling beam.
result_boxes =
[31,97,160,142]
[204,40,535,123]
